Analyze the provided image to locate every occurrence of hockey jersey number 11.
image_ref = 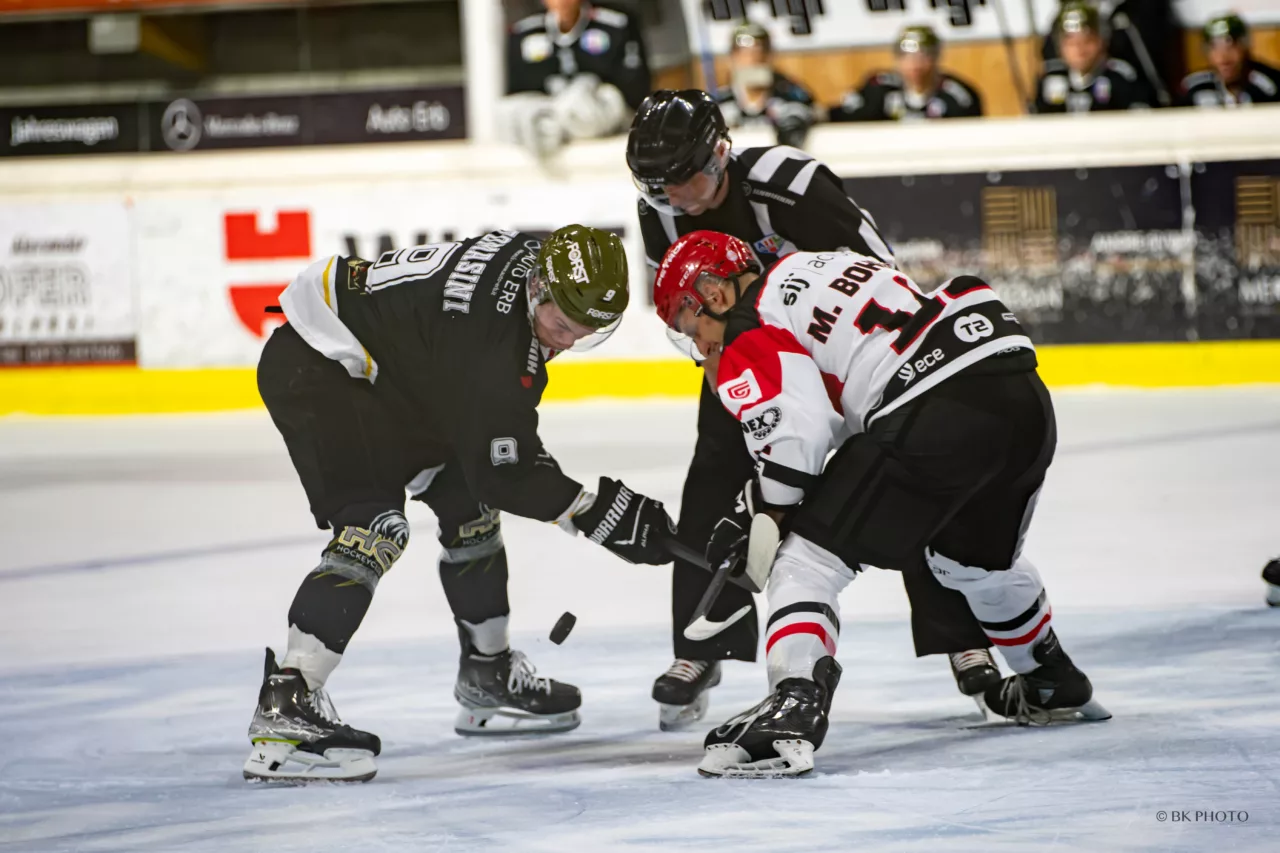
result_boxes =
[715,251,1034,507]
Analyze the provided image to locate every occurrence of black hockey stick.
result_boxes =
[992,0,1033,113]
[1112,12,1172,107]
[659,533,754,641]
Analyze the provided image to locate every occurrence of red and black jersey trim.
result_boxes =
[766,601,840,633]
[978,591,1047,632]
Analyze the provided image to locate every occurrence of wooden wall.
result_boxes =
[651,27,1280,118]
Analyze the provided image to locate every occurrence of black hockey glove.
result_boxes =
[705,478,764,575]
[575,477,675,566]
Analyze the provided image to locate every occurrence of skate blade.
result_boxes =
[962,698,1112,729]
[972,693,1004,724]
[243,741,377,783]
[697,739,815,778]
[454,706,581,737]
[659,692,710,732]
[1266,583,1280,607]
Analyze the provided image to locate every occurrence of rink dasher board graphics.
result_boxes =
[1,159,1279,414]
[0,200,137,367]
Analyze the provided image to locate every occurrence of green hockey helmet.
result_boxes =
[731,20,771,53]
[896,25,941,57]
[529,224,629,350]
[1203,13,1249,45]
[1057,1,1106,38]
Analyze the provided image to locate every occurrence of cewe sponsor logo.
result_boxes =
[719,368,763,414]
[223,210,312,337]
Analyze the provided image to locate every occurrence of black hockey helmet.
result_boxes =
[626,89,731,211]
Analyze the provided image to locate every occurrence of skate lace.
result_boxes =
[507,651,552,695]
[308,687,341,725]
[950,649,993,672]
[998,674,1050,727]
[714,692,776,737]
[663,659,709,683]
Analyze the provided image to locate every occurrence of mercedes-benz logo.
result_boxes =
[161,98,202,151]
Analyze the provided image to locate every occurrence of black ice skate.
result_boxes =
[243,648,381,783]
[1262,558,1280,607]
[453,627,581,736]
[980,630,1111,726]
[698,657,842,778]
[652,659,722,732]
[949,648,1003,721]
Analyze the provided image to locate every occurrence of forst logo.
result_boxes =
[567,240,589,284]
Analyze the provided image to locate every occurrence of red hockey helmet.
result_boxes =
[652,230,759,330]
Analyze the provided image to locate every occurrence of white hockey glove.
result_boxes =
[706,479,783,592]
[496,92,566,158]
[551,74,629,140]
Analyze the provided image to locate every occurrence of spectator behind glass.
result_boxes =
[499,0,651,157]
[1034,1,1156,113]
[713,21,816,149]
[1041,1,1175,106]
[1180,12,1280,107]
[830,25,983,122]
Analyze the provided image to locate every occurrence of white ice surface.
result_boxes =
[1,388,1278,852]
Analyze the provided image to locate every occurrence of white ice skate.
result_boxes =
[244,741,378,783]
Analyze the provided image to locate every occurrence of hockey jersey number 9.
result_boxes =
[715,251,1034,506]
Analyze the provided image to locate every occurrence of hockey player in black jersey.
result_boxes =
[626,88,1001,733]
[829,25,983,122]
[1180,13,1280,108]
[244,226,675,782]
[714,21,817,149]
[1034,2,1156,114]
[500,0,651,155]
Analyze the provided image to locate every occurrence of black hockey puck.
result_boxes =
[549,611,577,645]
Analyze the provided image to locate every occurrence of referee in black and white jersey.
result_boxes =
[627,89,999,731]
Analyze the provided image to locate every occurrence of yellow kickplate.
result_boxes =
[1,341,1277,416]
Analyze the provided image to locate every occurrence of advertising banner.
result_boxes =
[0,87,466,157]
[146,87,466,153]
[845,164,1192,344]
[0,102,140,158]
[132,178,662,368]
[683,0,1280,52]
[0,201,136,365]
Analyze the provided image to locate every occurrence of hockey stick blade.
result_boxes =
[681,551,753,641]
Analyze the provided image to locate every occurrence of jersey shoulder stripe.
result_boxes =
[1106,58,1139,82]
[513,13,543,33]
[590,6,631,29]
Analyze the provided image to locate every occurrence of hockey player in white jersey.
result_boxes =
[653,231,1108,777]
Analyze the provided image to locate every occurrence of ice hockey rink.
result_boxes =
[1,387,1277,853]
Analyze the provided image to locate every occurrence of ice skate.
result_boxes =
[979,629,1110,727]
[949,648,1003,720]
[698,656,841,778]
[243,648,381,783]
[453,627,581,736]
[1263,558,1280,607]
[653,659,721,732]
